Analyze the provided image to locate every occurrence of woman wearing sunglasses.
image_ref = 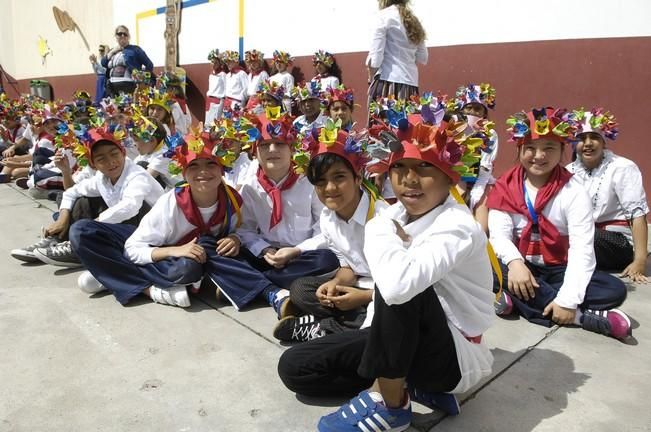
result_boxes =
[102,25,154,97]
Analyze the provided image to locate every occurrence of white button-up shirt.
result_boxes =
[133,147,182,189]
[207,71,226,98]
[270,71,294,94]
[60,158,164,224]
[237,173,325,256]
[247,71,270,97]
[225,69,249,103]
[488,177,596,309]
[365,5,428,86]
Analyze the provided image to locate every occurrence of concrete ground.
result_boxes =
[0,184,649,432]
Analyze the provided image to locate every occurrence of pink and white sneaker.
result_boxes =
[581,308,632,340]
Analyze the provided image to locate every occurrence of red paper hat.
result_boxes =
[255,112,297,143]
[294,125,368,174]
[506,107,574,145]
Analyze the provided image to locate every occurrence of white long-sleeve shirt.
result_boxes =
[488,177,596,309]
[363,196,494,393]
[206,71,226,98]
[236,173,325,256]
[225,69,249,103]
[313,75,339,91]
[171,101,192,135]
[134,147,182,189]
[292,113,328,135]
[365,5,428,86]
[124,189,240,265]
[270,71,294,94]
[567,150,648,244]
[247,71,269,98]
[60,158,164,224]
[223,153,255,190]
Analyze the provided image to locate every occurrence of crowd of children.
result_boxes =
[0,45,647,431]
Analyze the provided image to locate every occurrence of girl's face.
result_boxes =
[148,105,167,122]
[256,141,291,177]
[315,62,328,75]
[227,61,239,71]
[329,101,353,126]
[184,158,223,195]
[575,132,605,169]
[246,59,262,73]
[275,62,288,73]
[390,158,451,220]
[134,137,157,155]
[519,138,563,179]
[43,119,61,136]
[314,160,361,215]
[261,95,280,109]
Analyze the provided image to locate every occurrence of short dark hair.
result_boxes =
[306,153,356,185]
[90,140,122,161]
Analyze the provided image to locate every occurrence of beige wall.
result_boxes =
[0,0,114,80]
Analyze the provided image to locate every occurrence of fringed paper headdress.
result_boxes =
[221,50,241,63]
[572,107,618,141]
[506,107,575,145]
[312,50,335,67]
[272,50,293,65]
[165,125,237,176]
[449,83,496,111]
[323,85,354,108]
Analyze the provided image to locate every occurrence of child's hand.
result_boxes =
[264,247,300,268]
[543,301,576,325]
[327,286,372,311]
[620,259,648,283]
[172,238,206,263]
[392,220,411,243]
[44,219,69,239]
[316,279,339,307]
[2,146,15,158]
[52,152,71,173]
[216,234,240,257]
[507,259,539,301]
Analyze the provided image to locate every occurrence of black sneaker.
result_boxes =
[273,315,325,342]
[10,236,61,262]
[33,241,83,268]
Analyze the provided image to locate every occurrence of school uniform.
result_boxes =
[290,190,388,334]
[134,147,182,189]
[270,71,294,114]
[27,135,76,190]
[487,165,627,326]
[245,70,270,111]
[279,197,495,397]
[567,149,649,271]
[205,71,226,126]
[171,100,192,135]
[224,68,249,109]
[223,153,255,190]
[226,170,339,309]
[292,113,328,135]
[313,74,339,91]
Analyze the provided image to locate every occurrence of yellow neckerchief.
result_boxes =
[450,187,503,300]
[362,179,384,222]
[222,178,242,229]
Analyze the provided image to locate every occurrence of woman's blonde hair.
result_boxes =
[378,0,426,45]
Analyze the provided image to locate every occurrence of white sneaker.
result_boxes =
[149,285,191,308]
[78,270,107,294]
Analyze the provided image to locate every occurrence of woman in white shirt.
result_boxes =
[566,108,648,282]
[366,0,428,103]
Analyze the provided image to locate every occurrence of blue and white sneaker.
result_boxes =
[408,387,460,416]
[318,390,412,432]
[271,290,295,320]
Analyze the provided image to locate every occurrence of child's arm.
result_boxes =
[59,176,102,212]
[364,214,476,305]
[235,184,273,256]
[124,194,176,264]
[96,175,159,224]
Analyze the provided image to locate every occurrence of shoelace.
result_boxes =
[29,237,56,250]
[49,242,72,257]
[291,316,324,341]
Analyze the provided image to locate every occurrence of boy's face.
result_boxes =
[256,140,291,176]
[461,102,488,119]
[91,144,126,183]
[314,160,360,213]
[185,158,223,194]
[299,98,321,118]
[329,101,352,126]
[134,137,157,156]
[519,138,563,179]
[389,158,451,220]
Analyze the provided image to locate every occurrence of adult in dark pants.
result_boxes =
[102,25,154,97]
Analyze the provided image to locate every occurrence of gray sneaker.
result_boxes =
[33,241,83,268]
[11,236,61,262]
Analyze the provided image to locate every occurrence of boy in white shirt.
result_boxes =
[73,131,245,307]
[231,111,339,317]
[205,49,226,126]
[280,119,496,431]
[292,81,328,134]
[131,115,182,188]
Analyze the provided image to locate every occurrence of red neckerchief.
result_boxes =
[9,126,20,142]
[173,97,188,114]
[486,164,573,265]
[174,183,243,245]
[256,167,300,229]
[35,132,54,151]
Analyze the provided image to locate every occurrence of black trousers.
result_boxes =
[289,275,367,334]
[278,286,461,397]
[594,229,634,272]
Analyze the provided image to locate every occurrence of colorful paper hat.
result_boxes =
[164,125,237,175]
[221,50,241,63]
[312,50,335,67]
[251,107,297,144]
[449,83,496,111]
[506,107,575,145]
[55,121,127,167]
[292,80,323,102]
[129,113,165,147]
[136,87,173,114]
[293,118,369,174]
[207,49,221,62]
[323,85,354,107]
[272,50,293,64]
[73,90,91,102]
[257,80,286,103]
[131,69,153,85]
[210,113,259,148]
[244,49,264,63]
[368,96,420,130]
[572,107,618,141]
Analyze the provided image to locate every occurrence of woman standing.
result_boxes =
[102,25,154,97]
[366,0,427,102]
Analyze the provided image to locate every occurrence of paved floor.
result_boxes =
[0,184,649,432]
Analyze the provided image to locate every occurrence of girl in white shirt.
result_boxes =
[273,127,388,343]
[244,49,270,112]
[270,50,295,114]
[205,49,226,127]
[323,85,355,131]
[312,50,341,90]
[566,108,648,282]
[221,50,249,110]
[366,0,427,102]
[487,107,631,340]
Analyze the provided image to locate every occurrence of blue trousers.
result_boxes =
[69,220,204,305]
[494,261,627,327]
